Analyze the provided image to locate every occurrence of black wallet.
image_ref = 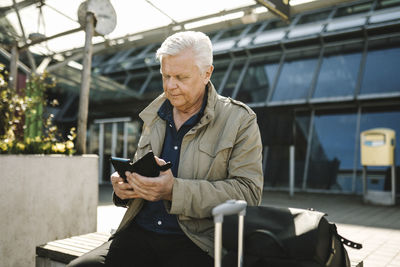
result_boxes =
[110,151,172,182]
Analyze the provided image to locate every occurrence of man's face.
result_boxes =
[161,49,213,113]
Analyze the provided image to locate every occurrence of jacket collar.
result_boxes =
[139,82,218,127]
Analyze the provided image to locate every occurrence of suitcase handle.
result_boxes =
[213,200,247,267]
[212,200,247,223]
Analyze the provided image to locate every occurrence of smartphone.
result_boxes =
[110,151,171,182]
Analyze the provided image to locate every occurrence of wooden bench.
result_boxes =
[36,232,111,267]
[36,232,363,267]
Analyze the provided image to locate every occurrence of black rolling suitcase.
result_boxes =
[212,200,248,267]
[219,205,362,267]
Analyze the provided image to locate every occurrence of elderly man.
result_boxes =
[68,31,263,267]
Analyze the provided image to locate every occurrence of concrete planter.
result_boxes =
[0,154,98,267]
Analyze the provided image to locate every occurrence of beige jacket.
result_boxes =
[115,82,263,256]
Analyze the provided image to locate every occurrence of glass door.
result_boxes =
[88,117,141,184]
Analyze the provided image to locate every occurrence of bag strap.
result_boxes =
[331,224,362,249]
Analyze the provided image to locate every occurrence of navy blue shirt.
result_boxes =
[134,90,208,234]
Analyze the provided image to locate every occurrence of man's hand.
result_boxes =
[125,156,175,202]
[111,172,136,200]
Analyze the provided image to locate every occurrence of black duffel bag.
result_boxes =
[221,205,362,267]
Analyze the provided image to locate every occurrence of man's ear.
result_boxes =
[203,65,214,85]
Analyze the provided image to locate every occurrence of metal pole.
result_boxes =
[99,123,104,184]
[238,214,245,267]
[289,145,295,197]
[9,43,18,90]
[12,0,36,73]
[214,221,222,267]
[362,166,367,203]
[123,122,128,158]
[392,164,396,205]
[76,12,95,154]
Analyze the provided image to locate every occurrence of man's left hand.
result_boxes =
[125,156,174,201]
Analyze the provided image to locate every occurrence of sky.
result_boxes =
[4,0,315,55]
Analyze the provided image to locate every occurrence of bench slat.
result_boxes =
[36,232,111,264]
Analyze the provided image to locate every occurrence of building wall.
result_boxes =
[57,0,400,195]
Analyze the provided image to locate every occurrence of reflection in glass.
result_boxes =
[307,113,357,191]
[313,51,362,98]
[272,57,318,101]
[360,46,400,95]
[221,61,245,97]
[236,60,278,103]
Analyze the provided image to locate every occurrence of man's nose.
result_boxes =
[165,77,178,89]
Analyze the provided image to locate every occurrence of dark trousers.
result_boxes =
[67,222,213,267]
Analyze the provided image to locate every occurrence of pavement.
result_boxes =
[97,184,400,267]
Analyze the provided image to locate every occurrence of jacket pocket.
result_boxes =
[198,140,233,179]
[199,140,233,158]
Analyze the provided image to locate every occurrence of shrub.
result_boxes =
[0,63,76,155]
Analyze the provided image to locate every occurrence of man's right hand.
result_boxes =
[111,172,136,200]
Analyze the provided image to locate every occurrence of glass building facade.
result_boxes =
[84,0,400,191]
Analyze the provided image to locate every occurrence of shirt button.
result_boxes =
[169,124,173,128]
[157,220,162,225]
[174,146,178,150]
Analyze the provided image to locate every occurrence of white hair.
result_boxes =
[156,31,213,73]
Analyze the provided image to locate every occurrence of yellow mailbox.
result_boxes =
[361,128,395,166]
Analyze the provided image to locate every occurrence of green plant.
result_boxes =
[0,63,76,155]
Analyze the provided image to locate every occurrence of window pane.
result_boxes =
[263,19,289,31]
[103,123,112,183]
[334,1,373,18]
[313,51,362,98]
[295,112,311,188]
[145,74,162,93]
[247,23,263,34]
[87,124,99,155]
[375,0,400,10]
[236,60,278,103]
[264,145,289,187]
[256,109,294,188]
[127,121,141,157]
[360,46,400,95]
[211,61,230,92]
[221,61,245,97]
[297,10,331,25]
[116,122,125,158]
[219,26,245,39]
[307,112,357,191]
[127,76,146,92]
[272,57,318,101]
